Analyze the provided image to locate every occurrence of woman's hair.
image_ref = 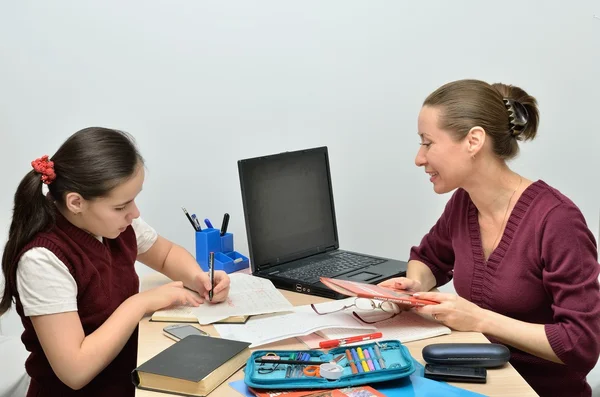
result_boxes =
[423,79,539,159]
[0,127,144,315]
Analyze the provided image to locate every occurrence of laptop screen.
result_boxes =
[238,147,338,270]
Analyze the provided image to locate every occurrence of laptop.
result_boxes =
[237,146,408,299]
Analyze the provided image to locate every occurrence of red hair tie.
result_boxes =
[31,155,56,185]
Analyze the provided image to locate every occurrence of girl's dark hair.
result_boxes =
[1,127,144,315]
[423,79,540,159]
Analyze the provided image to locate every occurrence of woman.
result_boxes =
[0,127,231,396]
[381,79,600,396]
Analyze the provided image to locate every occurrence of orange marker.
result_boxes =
[345,349,358,374]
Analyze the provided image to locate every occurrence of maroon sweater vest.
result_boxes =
[14,212,139,397]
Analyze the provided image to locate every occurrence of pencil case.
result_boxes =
[422,343,511,368]
[244,340,415,390]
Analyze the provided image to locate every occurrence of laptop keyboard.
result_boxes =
[278,252,386,284]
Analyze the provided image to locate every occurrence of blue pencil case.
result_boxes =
[244,340,415,390]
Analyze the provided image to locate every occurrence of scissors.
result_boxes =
[302,363,344,380]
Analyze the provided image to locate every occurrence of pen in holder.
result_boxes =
[195,228,249,273]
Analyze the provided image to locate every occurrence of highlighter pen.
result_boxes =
[208,252,214,301]
[345,349,358,374]
[204,218,214,229]
[220,213,230,236]
[368,347,381,370]
[364,349,375,371]
[373,344,386,369]
[350,349,363,373]
[357,347,370,372]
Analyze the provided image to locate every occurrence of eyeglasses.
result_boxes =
[310,298,401,324]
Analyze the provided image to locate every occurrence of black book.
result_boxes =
[132,335,251,396]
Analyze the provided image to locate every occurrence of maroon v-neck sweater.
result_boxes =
[410,180,600,397]
[14,211,139,397]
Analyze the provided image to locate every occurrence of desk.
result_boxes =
[136,272,537,397]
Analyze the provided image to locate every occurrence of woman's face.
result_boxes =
[415,106,473,194]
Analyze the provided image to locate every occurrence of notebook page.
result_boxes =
[153,273,293,325]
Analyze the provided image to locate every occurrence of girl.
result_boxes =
[0,127,231,396]
[381,79,600,397]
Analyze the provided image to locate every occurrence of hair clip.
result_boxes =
[503,98,529,137]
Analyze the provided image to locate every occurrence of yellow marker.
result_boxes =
[356,347,370,372]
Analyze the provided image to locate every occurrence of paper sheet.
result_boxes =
[153,273,293,324]
[214,304,375,347]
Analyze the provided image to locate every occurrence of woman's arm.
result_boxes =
[415,291,563,363]
[479,309,562,363]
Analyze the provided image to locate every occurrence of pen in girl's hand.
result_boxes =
[208,252,214,301]
[182,207,199,231]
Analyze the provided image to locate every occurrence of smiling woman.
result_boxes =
[0,127,231,397]
[381,79,600,397]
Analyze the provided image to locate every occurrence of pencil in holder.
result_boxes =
[195,228,249,273]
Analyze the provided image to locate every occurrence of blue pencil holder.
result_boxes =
[195,228,249,273]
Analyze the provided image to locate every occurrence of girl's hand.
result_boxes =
[192,270,231,303]
[414,292,485,332]
[138,281,203,313]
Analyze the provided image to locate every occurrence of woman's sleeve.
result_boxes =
[409,191,458,287]
[541,203,600,373]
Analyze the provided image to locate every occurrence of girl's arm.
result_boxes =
[31,281,201,390]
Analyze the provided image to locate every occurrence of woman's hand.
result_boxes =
[378,277,423,293]
[413,291,485,332]
[137,281,204,313]
[192,270,231,303]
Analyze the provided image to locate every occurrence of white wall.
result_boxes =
[0,0,599,392]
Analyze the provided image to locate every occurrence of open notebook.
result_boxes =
[152,273,293,325]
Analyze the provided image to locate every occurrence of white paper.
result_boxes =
[316,299,452,344]
[214,301,376,347]
[153,273,293,325]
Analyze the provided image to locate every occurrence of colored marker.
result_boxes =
[357,347,369,372]
[351,349,363,373]
[373,344,386,369]
[220,213,230,236]
[368,347,381,370]
[364,349,375,371]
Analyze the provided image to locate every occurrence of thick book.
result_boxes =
[132,335,251,396]
[320,277,439,307]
